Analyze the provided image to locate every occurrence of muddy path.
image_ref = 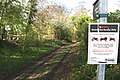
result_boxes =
[9,43,78,80]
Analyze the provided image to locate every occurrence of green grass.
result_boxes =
[0,40,63,80]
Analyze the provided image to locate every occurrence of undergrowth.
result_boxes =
[0,40,64,80]
[70,29,120,80]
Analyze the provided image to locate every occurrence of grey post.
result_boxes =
[97,0,108,80]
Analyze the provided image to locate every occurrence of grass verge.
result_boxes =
[0,40,64,80]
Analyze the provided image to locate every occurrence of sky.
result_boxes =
[48,0,120,15]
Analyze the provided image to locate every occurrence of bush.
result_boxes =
[105,64,120,80]
[70,14,97,80]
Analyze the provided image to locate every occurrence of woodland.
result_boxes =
[0,0,120,80]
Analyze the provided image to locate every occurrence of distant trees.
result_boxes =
[0,0,93,46]
[67,14,92,42]
[33,1,70,41]
[108,10,120,23]
[66,3,92,42]
[0,0,72,44]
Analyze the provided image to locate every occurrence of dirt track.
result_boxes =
[9,43,78,80]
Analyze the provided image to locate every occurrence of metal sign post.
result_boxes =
[88,23,119,79]
[89,0,119,80]
[97,64,105,80]
[98,0,108,80]
[93,0,108,80]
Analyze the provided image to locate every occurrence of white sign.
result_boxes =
[88,23,119,64]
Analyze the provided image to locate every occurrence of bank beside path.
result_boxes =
[8,43,78,80]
